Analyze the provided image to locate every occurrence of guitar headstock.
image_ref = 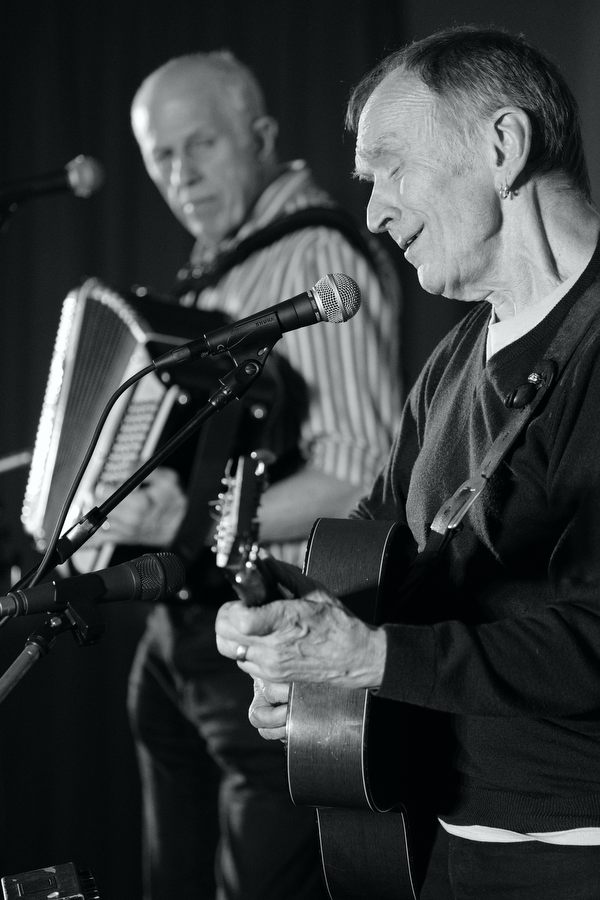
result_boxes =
[213,449,274,604]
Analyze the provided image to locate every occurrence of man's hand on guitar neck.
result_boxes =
[214,555,388,696]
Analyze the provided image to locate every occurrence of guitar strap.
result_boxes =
[405,279,600,586]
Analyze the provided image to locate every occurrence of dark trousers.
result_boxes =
[420,824,600,900]
[127,605,328,900]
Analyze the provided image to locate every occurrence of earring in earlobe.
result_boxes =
[499,182,514,200]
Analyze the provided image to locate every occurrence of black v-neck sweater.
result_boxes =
[359,242,600,830]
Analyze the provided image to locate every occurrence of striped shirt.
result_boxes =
[179,160,402,562]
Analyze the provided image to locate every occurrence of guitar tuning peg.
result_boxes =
[250,448,276,464]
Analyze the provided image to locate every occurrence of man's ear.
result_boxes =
[252,115,279,161]
[489,107,532,191]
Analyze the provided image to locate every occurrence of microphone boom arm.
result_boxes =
[56,340,273,564]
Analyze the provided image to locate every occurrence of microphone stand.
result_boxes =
[47,352,269,568]
[0,341,274,703]
[0,593,106,704]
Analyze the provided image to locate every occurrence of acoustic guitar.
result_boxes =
[213,458,439,899]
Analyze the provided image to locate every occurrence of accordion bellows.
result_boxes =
[22,278,302,570]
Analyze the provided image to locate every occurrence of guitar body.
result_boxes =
[287,518,443,900]
[287,519,405,812]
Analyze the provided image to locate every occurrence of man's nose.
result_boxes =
[366,185,395,235]
[171,151,200,190]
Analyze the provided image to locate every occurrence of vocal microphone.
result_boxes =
[0,155,105,208]
[0,552,185,617]
[153,272,361,369]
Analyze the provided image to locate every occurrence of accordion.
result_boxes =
[21,278,298,570]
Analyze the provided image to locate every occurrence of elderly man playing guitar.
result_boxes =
[216,25,600,900]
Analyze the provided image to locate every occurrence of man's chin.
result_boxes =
[185,218,225,246]
[416,266,478,303]
[416,264,444,297]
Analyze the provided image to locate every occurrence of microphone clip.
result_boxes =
[504,370,545,409]
[59,596,106,646]
[36,583,107,648]
[22,595,106,667]
[209,340,276,410]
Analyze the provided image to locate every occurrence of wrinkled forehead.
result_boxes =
[354,70,439,172]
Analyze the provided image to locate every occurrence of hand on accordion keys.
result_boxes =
[79,467,188,551]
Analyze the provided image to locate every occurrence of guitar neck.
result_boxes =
[227,555,275,607]
[214,450,276,606]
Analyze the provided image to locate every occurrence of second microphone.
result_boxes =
[0,553,186,618]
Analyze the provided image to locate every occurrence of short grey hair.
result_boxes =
[132,50,267,128]
[346,25,590,199]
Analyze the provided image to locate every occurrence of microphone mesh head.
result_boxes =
[66,155,105,198]
[312,274,361,323]
[135,552,186,602]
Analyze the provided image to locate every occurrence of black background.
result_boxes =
[0,2,599,897]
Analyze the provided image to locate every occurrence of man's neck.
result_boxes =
[489,179,600,321]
